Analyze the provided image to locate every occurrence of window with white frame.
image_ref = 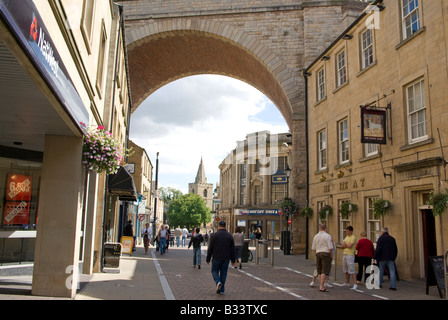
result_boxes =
[366,197,381,243]
[81,0,95,53]
[317,68,325,101]
[406,79,427,143]
[96,21,107,96]
[364,143,378,157]
[336,50,347,88]
[361,28,374,69]
[318,130,327,170]
[338,119,349,164]
[401,0,421,40]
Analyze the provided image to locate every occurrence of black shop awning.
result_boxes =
[108,166,137,201]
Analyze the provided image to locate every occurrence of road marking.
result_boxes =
[151,251,175,300]
[238,269,309,300]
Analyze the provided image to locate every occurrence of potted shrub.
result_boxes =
[319,205,333,221]
[426,190,448,216]
[278,197,300,217]
[372,198,391,219]
[339,202,358,219]
[299,206,313,218]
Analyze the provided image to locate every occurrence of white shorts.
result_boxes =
[342,254,356,274]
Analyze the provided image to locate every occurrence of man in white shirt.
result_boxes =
[181,226,189,247]
[311,224,334,292]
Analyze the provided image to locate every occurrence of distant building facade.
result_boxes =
[189,158,214,210]
[217,131,292,240]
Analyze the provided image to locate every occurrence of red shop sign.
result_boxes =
[6,174,32,201]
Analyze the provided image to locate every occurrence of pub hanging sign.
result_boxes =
[361,107,387,145]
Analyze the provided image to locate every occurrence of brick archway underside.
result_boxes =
[127,31,293,128]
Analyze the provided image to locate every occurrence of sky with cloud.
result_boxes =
[129,75,289,194]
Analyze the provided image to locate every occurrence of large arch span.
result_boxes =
[127,29,294,128]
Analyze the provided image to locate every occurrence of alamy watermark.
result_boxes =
[225,131,280,176]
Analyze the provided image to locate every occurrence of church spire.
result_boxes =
[195,157,207,184]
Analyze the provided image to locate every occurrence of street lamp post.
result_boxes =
[152,152,159,240]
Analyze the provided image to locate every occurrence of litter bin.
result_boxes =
[258,241,268,258]
[242,240,250,263]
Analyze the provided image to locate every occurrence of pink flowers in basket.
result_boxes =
[81,123,124,174]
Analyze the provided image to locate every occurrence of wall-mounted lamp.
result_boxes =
[320,175,326,182]
[321,56,330,61]
[342,34,353,40]
[337,170,344,178]
[284,165,292,178]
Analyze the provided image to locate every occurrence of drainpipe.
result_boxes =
[302,69,310,260]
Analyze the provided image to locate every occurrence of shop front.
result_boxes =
[234,208,281,241]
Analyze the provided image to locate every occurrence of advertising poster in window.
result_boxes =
[6,174,32,201]
[361,107,387,144]
[4,174,32,224]
[3,201,30,225]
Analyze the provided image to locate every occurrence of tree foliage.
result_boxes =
[166,193,212,229]
[158,187,183,204]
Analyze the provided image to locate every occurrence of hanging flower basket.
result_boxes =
[339,202,358,219]
[319,205,333,221]
[372,198,391,219]
[81,123,126,175]
[299,206,313,218]
[278,197,300,217]
[426,190,448,216]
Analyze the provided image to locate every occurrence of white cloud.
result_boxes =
[129,75,289,194]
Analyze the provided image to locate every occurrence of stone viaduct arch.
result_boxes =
[119,0,368,252]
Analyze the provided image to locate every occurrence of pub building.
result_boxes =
[0,1,134,297]
[304,0,448,282]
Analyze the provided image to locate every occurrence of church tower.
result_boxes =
[189,158,214,210]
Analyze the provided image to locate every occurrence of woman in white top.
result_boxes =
[232,227,245,269]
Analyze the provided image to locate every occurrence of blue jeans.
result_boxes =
[176,237,180,247]
[379,260,396,289]
[193,247,201,266]
[211,259,230,293]
[182,236,186,247]
[159,238,166,254]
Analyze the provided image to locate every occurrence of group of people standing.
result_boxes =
[312,224,398,292]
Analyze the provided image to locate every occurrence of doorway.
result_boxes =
[421,209,437,277]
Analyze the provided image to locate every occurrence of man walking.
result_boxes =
[311,224,334,292]
[374,227,398,290]
[206,221,236,294]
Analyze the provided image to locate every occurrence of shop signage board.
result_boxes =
[0,0,89,131]
[361,107,387,144]
[103,242,121,272]
[235,209,279,216]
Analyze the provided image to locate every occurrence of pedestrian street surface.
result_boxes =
[155,245,383,301]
